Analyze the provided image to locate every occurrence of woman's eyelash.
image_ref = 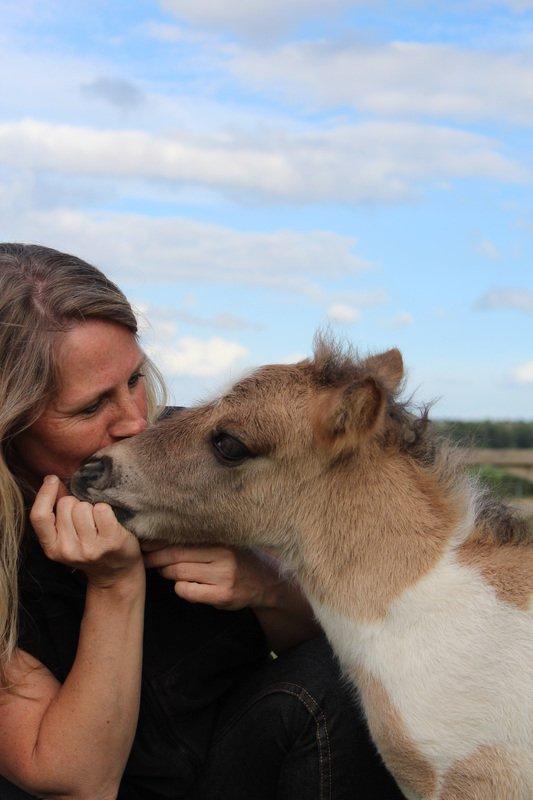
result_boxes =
[79,372,144,416]
[128,371,144,387]
[80,399,104,416]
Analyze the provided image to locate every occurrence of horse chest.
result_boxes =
[310,553,533,798]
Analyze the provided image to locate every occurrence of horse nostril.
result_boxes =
[71,455,114,497]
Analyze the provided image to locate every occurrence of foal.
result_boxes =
[73,339,533,800]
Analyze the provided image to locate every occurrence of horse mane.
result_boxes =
[309,333,531,546]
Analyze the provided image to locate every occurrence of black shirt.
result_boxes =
[18,531,269,799]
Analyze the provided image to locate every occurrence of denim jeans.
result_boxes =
[191,635,403,800]
[0,636,404,800]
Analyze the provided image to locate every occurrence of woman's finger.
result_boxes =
[56,479,70,500]
[71,501,98,544]
[91,503,141,563]
[29,475,61,551]
[173,581,234,607]
[55,495,79,542]
[159,562,229,585]
[92,503,120,538]
[143,545,225,569]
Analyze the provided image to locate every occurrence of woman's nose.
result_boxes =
[109,400,148,440]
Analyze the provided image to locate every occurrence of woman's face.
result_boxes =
[16,319,148,483]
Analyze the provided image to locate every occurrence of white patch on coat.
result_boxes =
[309,549,533,795]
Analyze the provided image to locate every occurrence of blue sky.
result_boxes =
[1,0,532,418]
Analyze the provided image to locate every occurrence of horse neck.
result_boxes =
[294,449,466,622]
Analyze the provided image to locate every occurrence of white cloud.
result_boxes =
[512,361,533,383]
[137,312,180,342]
[177,310,263,331]
[146,336,248,377]
[0,44,118,126]
[475,238,501,260]
[278,351,308,364]
[0,119,293,196]
[144,21,217,45]
[390,312,414,327]
[160,0,353,38]
[327,303,361,324]
[80,77,145,109]
[513,361,533,384]
[133,301,262,332]
[0,185,367,292]
[0,119,521,205]
[330,289,389,307]
[0,37,312,141]
[227,40,533,125]
[495,0,533,9]
[476,288,533,313]
[159,1,533,39]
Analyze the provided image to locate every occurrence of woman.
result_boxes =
[0,244,403,800]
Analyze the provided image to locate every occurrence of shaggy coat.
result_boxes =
[72,339,533,800]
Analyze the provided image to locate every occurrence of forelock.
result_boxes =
[308,331,360,388]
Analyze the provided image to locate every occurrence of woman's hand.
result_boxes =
[142,543,285,611]
[142,542,319,651]
[13,474,145,799]
[30,474,143,590]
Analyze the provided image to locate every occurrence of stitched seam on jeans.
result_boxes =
[279,685,331,800]
[319,702,332,800]
[214,681,332,800]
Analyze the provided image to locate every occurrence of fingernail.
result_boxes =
[44,475,58,484]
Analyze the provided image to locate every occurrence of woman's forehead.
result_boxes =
[55,320,141,400]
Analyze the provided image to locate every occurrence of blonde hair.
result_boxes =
[0,243,167,687]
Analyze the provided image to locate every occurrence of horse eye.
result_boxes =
[212,432,252,464]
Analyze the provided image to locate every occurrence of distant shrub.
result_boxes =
[470,465,533,499]
[433,420,533,449]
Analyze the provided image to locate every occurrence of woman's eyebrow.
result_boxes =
[60,357,147,414]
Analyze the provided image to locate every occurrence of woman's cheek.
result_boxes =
[136,383,149,420]
[79,416,113,455]
[130,391,149,432]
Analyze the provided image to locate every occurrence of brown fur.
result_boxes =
[474,494,531,545]
[457,526,533,610]
[440,745,527,800]
[72,336,533,800]
[354,665,437,798]
[307,335,433,461]
[75,335,531,623]
[295,448,462,620]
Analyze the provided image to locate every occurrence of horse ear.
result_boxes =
[362,348,403,392]
[313,377,386,451]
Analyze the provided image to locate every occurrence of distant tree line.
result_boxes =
[432,420,533,449]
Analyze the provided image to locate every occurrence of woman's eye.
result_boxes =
[80,399,103,416]
[128,371,144,388]
[212,432,252,464]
